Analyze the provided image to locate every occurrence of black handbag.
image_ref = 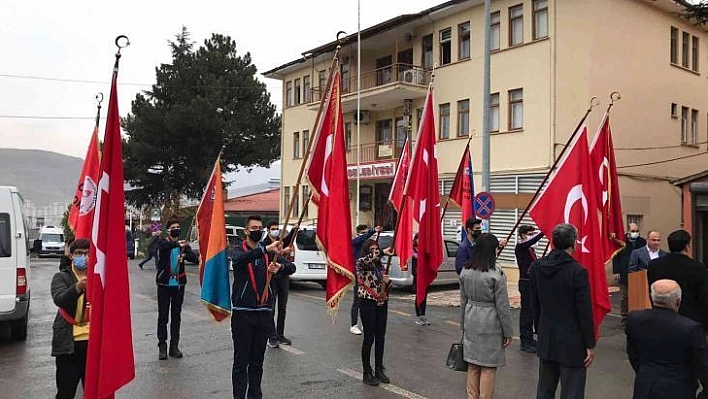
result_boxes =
[446,334,467,372]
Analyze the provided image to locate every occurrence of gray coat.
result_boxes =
[459,266,514,367]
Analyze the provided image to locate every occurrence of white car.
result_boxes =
[287,225,328,288]
[37,226,65,257]
[0,186,31,341]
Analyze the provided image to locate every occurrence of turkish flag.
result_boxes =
[528,126,610,338]
[589,113,625,263]
[403,85,444,305]
[388,137,410,213]
[448,145,475,242]
[306,67,355,313]
[85,60,135,399]
[68,125,100,240]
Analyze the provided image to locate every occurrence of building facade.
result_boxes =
[265,0,708,265]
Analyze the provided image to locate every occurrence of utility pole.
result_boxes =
[481,0,492,231]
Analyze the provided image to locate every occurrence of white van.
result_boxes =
[37,225,65,257]
[288,226,328,288]
[0,186,31,340]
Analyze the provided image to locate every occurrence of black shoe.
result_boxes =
[520,344,537,354]
[169,344,183,358]
[158,342,168,360]
[267,337,279,348]
[278,336,292,345]
[375,367,390,384]
[363,370,379,386]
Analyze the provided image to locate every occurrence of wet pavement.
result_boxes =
[0,257,634,398]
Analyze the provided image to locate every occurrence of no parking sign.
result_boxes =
[474,192,495,220]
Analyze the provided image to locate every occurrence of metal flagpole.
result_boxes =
[356,0,361,227]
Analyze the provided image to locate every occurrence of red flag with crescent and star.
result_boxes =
[528,126,610,338]
[68,125,100,240]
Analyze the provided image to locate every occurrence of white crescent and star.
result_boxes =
[564,184,590,253]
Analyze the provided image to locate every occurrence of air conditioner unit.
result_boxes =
[402,69,424,84]
[353,110,371,125]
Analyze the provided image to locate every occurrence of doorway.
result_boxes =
[374,183,395,229]
[697,210,708,265]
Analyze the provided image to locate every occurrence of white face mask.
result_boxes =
[269,229,280,238]
[629,232,640,239]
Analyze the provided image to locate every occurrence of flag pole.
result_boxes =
[440,134,474,222]
[285,193,312,250]
[498,96,600,257]
[382,133,411,274]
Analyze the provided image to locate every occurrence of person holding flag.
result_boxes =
[515,225,544,353]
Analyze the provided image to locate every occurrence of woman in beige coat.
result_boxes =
[460,233,514,399]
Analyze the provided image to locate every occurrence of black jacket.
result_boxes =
[50,256,81,356]
[514,232,544,279]
[626,307,708,399]
[647,252,708,331]
[147,235,163,255]
[156,239,198,286]
[612,235,647,284]
[530,249,595,367]
[230,239,295,311]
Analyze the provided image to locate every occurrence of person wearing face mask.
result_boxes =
[51,238,91,399]
[515,225,545,353]
[611,223,646,326]
[262,220,297,348]
[155,219,198,360]
[456,218,508,276]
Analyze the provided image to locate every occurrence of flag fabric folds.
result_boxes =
[589,113,625,263]
[306,66,355,313]
[197,155,231,322]
[68,125,100,239]
[403,85,444,306]
[388,137,410,212]
[448,145,475,242]
[528,126,610,338]
[85,61,135,398]
[389,138,413,270]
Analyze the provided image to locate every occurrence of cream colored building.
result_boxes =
[264,0,708,267]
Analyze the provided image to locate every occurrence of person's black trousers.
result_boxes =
[270,276,290,338]
[350,281,361,326]
[415,288,427,317]
[518,279,535,346]
[359,299,388,371]
[55,340,88,399]
[139,251,156,267]
[232,311,271,399]
[157,285,185,345]
[536,359,587,399]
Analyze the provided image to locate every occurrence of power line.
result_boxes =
[0,115,104,120]
[617,151,707,168]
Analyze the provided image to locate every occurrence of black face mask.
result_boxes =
[248,230,263,242]
[169,228,181,238]
[471,230,481,239]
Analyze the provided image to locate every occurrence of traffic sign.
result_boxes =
[150,208,161,222]
[474,192,495,220]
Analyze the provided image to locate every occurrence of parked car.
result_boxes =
[0,186,31,341]
[188,224,244,258]
[287,225,328,289]
[36,225,65,257]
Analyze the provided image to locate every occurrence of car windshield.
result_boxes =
[296,230,319,251]
[377,236,394,252]
[42,233,63,243]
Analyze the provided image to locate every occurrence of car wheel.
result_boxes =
[318,281,327,290]
[11,312,28,341]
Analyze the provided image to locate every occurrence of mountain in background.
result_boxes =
[0,148,82,207]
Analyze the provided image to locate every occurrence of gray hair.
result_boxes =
[651,282,682,310]
[552,223,578,251]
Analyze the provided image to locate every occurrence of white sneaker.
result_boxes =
[414,317,425,326]
[350,325,363,335]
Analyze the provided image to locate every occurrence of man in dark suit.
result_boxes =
[626,279,708,399]
[628,230,666,272]
[612,223,646,325]
[531,223,595,399]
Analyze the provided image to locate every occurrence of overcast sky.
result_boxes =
[0,0,441,185]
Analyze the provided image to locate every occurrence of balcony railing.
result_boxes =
[346,140,413,164]
[308,63,430,104]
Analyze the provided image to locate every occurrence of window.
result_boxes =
[439,103,451,139]
[302,130,310,155]
[490,93,500,132]
[294,78,301,105]
[457,99,470,137]
[303,75,311,103]
[283,187,290,216]
[681,106,689,143]
[285,81,293,107]
[671,103,678,118]
[422,34,434,69]
[345,122,352,150]
[682,32,690,68]
[0,213,10,257]
[627,214,643,229]
[670,27,679,64]
[341,63,350,93]
[533,0,548,39]
[490,11,501,51]
[440,27,452,65]
[293,186,299,217]
[459,22,471,60]
[692,36,699,72]
[302,185,309,218]
[509,4,524,46]
[293,131,300,158]
[376,119,394,158]
[509,89,524,130]
[691,109,699,144]
[318,70,326,96]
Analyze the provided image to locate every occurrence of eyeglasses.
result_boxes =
[247,226,264,231]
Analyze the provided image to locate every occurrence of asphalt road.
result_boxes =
[0,257,635,398]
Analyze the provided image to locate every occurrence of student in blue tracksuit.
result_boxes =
[230,215,295,399]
